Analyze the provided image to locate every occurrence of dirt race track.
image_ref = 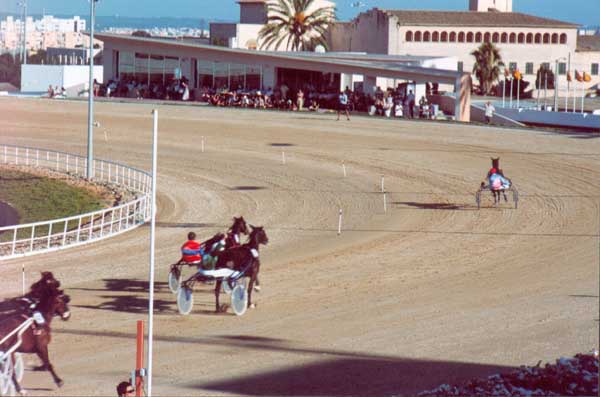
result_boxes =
[0,97,598,396]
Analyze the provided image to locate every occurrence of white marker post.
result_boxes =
[201,136,205,153]
[282,151,286,165]
[337,209,343,235]
[147,109,159,397]
[381,175,385,193]
[342,161,347,177]
[383,192,387,213]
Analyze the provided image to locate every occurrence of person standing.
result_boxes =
[484,101,495,124]
[337,91,351,121]
[407,90,415,118]
[296,89,305,111]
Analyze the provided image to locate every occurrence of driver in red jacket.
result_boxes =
[181,232,205,263]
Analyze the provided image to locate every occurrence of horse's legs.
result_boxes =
[247,275,255,309]
[214,280,223,313]
[35,338,63,387]
[10,353,23,394]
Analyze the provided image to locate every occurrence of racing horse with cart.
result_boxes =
[177,225,268,316]
[168,216,249,293]
[476,157,519,209]
[0,272,71,395]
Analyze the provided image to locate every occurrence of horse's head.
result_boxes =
[53,290,71,321]
[232,216,249,235]
[249,225,269,246]
[29,272,61,301]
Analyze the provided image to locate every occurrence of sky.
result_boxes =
[1,0,599,26]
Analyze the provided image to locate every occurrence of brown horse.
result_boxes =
[0,275,71,394]
[214,225,268,313]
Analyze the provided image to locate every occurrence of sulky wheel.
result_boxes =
[512,187,519,209]
[475,190,481,209]
[230,284,248,316]
[177,287,194,315]
[168,268,182,294]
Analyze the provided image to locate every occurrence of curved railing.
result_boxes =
[0,144,151,260]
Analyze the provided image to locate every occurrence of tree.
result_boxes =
[0,53,21,88]
[258,0,335,51]
[535,65,555,90]
[471,42,504,95]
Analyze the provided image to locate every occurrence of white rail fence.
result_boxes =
[0,144,152,260]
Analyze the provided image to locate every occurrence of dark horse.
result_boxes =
[214,225,268,313]
[0,272,71,394]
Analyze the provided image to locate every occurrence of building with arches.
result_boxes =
[328,1,599,92]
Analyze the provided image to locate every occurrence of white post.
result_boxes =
[502,77,506,107]
[281,151,286,165]
[75,156,78,174]
[62,220,68,246]
[342,161,347,177]
[147,109,159,397]
[201,136,205,153]
[516,78,520,109]
[36,149,39,167]
[15,147,18,165]
[509,76,513,108]
[337,208,343,235]
[66,154,69,173]
[581,81,585,114]
[380,175,385,193]
[11,228,17,256]
[383,192,387,213]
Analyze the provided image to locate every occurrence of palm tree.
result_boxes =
[471,42,504,95]
[258,0,335,51]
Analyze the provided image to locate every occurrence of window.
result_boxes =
[164,56,180,82]
[525,62,534,74]
[509,33,516,43]
[467,32,474,42]
[457,61,463,72]
[492,32,499,42]
[592,63,599,75]
[213,62,229,90]
[518,33,524,43]
[229,63,246,90]
[405,31,413,42]
[560,33,567,44]
[543,33,550,44]
[449,32,456,42]
[509,62,517,72]
[558,63,566,75]
[432,31,439,42]
[475,32,482,42]
[118,51,134,81]
[423,31,430,42]
[414,31,422,41]
[542,62,550,70]
[197,60,213,88]
[484,32,491,42]
[526,33,533,43]
[246,65,262,90]
[149,55,164,85]
[135,53,149,85]
[551,33,558,44]
[535,33,541,43]
[458,32,465,42]
[501,33,508,43]
[441,31,448,42]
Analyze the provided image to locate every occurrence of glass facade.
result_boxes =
[116,50,264,91]
[198,61,263,91]
[118,51,181,85]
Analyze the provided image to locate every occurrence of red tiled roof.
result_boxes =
[383,10,578,28]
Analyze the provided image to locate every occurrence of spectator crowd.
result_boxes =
[90,76,442,119]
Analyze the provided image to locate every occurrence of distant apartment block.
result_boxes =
[0,15,94,54]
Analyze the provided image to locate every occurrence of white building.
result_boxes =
[1,15,88,54]
[328,0,600,93]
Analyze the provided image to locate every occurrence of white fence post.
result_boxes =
[62,220,68,246]
[29,226,35,252]
[15,147,18,165]
[36,149,39,167]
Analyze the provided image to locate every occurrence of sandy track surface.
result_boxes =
[0,97,598,396]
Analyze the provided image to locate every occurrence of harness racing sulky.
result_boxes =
[176,225,268,317]
[476,157,519,209]
[0,272,71,395]
[168,217,249,294]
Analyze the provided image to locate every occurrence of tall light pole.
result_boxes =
[553,57,566,112]
[87,0,98,180]
[18,1,27,64]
